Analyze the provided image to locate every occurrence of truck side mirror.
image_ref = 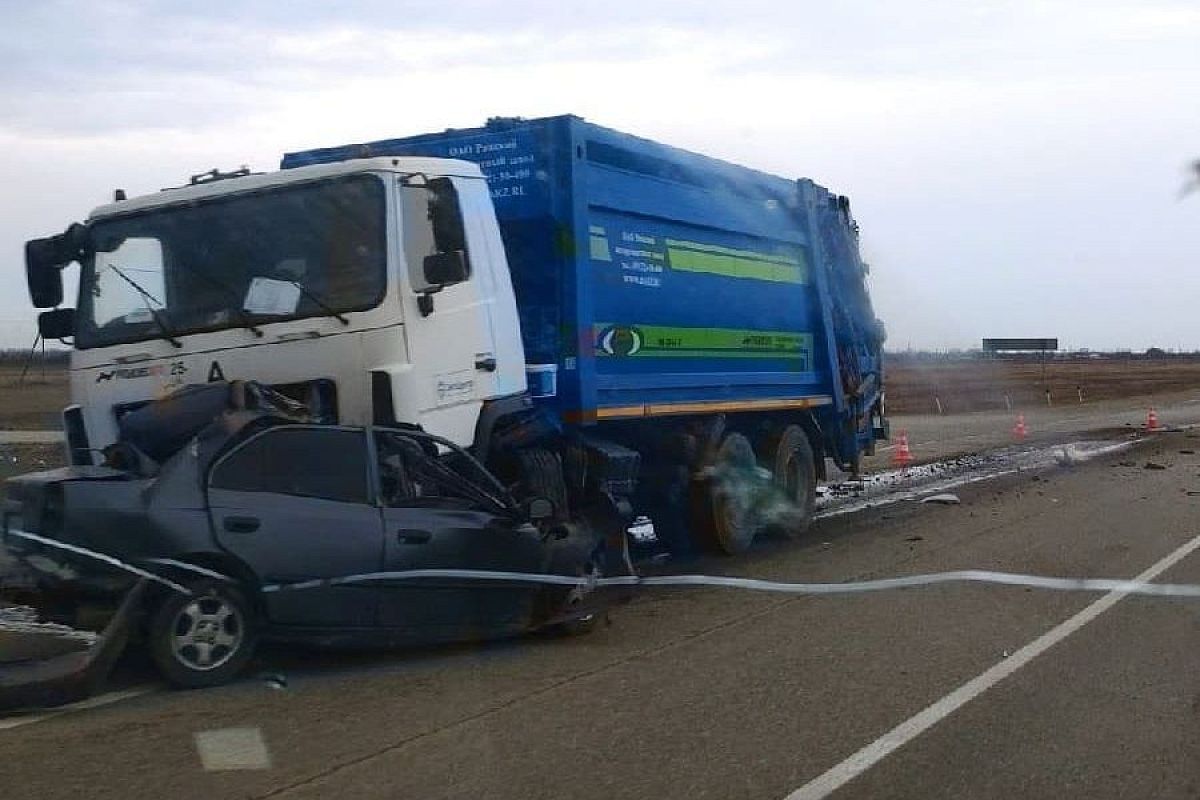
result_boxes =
[38,308,76,340]
[427,177,467,253]
[25,223,89,308]
[422,251,469,287]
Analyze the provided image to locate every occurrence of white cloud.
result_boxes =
[1,0,1198,349]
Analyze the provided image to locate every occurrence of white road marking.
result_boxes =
[784,532,1200,800]
[0,686,156,731]
[194,726,272,771]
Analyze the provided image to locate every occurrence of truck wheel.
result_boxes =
[695,432,762,555]
[148,582,257,689]
[517,448,569,520]
[763,425,817,539]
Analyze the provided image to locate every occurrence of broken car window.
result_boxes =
[374,430,496,510]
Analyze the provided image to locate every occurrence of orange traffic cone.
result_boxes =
[1146,408,1162,432]
[1012,413,1029,440]
[892,431,914,468]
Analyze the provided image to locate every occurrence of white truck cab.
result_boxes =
[26,158,528,462]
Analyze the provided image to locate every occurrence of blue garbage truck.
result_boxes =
[25,114,886,556]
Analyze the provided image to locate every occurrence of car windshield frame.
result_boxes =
[74,173,388,350]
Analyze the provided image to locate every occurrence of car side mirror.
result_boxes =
[38,308,76,340]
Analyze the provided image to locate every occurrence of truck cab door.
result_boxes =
[207,426,384,628]
[397,177,500,446]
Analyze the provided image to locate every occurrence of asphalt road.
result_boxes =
[4,430,1200,798]
[865,387,1200,467]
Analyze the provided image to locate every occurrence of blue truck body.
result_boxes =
[282,115,885,466]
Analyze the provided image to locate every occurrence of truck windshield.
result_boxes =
[75,174,386,349]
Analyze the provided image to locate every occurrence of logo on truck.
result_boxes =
[597,326,643,356]
[595,324,813,368]
[95,361,188,383]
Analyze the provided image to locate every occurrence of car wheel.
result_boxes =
[148,582,257,689]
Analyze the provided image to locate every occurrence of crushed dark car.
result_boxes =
[2,382,631,691]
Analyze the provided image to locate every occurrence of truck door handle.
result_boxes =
[397,529,432,544]
[475,357,497,372]
[224,516,260,534]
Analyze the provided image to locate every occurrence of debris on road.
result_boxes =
[921,493,961,505]
[0,581,148,712]
[820,438,1133,519]
[1144,462,1168,470]
[1055,447,1078,467]
[0,605,97,662]
[259,672,288,691]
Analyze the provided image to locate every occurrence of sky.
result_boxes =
[1,0,1197,351]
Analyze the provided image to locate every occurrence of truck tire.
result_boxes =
[516,448,569,520]
[694,432,762,555]
[762,425,817,539]
[148,582,257,689]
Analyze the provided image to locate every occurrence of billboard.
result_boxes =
[982,338,1058,352]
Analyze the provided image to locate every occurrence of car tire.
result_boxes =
[148,582,258,689]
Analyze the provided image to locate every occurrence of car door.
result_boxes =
[207,426,385,628]
[373,429,547,640]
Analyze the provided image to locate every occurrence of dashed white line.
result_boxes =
[784,531,1200,800]
[195,726,272,771]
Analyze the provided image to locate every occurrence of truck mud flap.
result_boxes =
[0,580,148,712]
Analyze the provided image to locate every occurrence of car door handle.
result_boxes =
[223,516,260,534]
[397,529,432,544]
[474,357,497,372]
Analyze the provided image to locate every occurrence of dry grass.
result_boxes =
[0,365,69,430]
[885,356,1200,414]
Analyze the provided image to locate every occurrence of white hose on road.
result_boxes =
[9,527,1200,603]
[262,567,1200,599]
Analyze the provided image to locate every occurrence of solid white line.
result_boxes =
[784,532,1200,800]
[0,686,156,731]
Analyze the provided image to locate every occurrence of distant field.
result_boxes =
[884,356,1200,415]
[0,365,68,430]
[4,357,1200,429]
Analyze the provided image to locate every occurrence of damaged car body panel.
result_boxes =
[2,382,629,696]
[0,581,148,712]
